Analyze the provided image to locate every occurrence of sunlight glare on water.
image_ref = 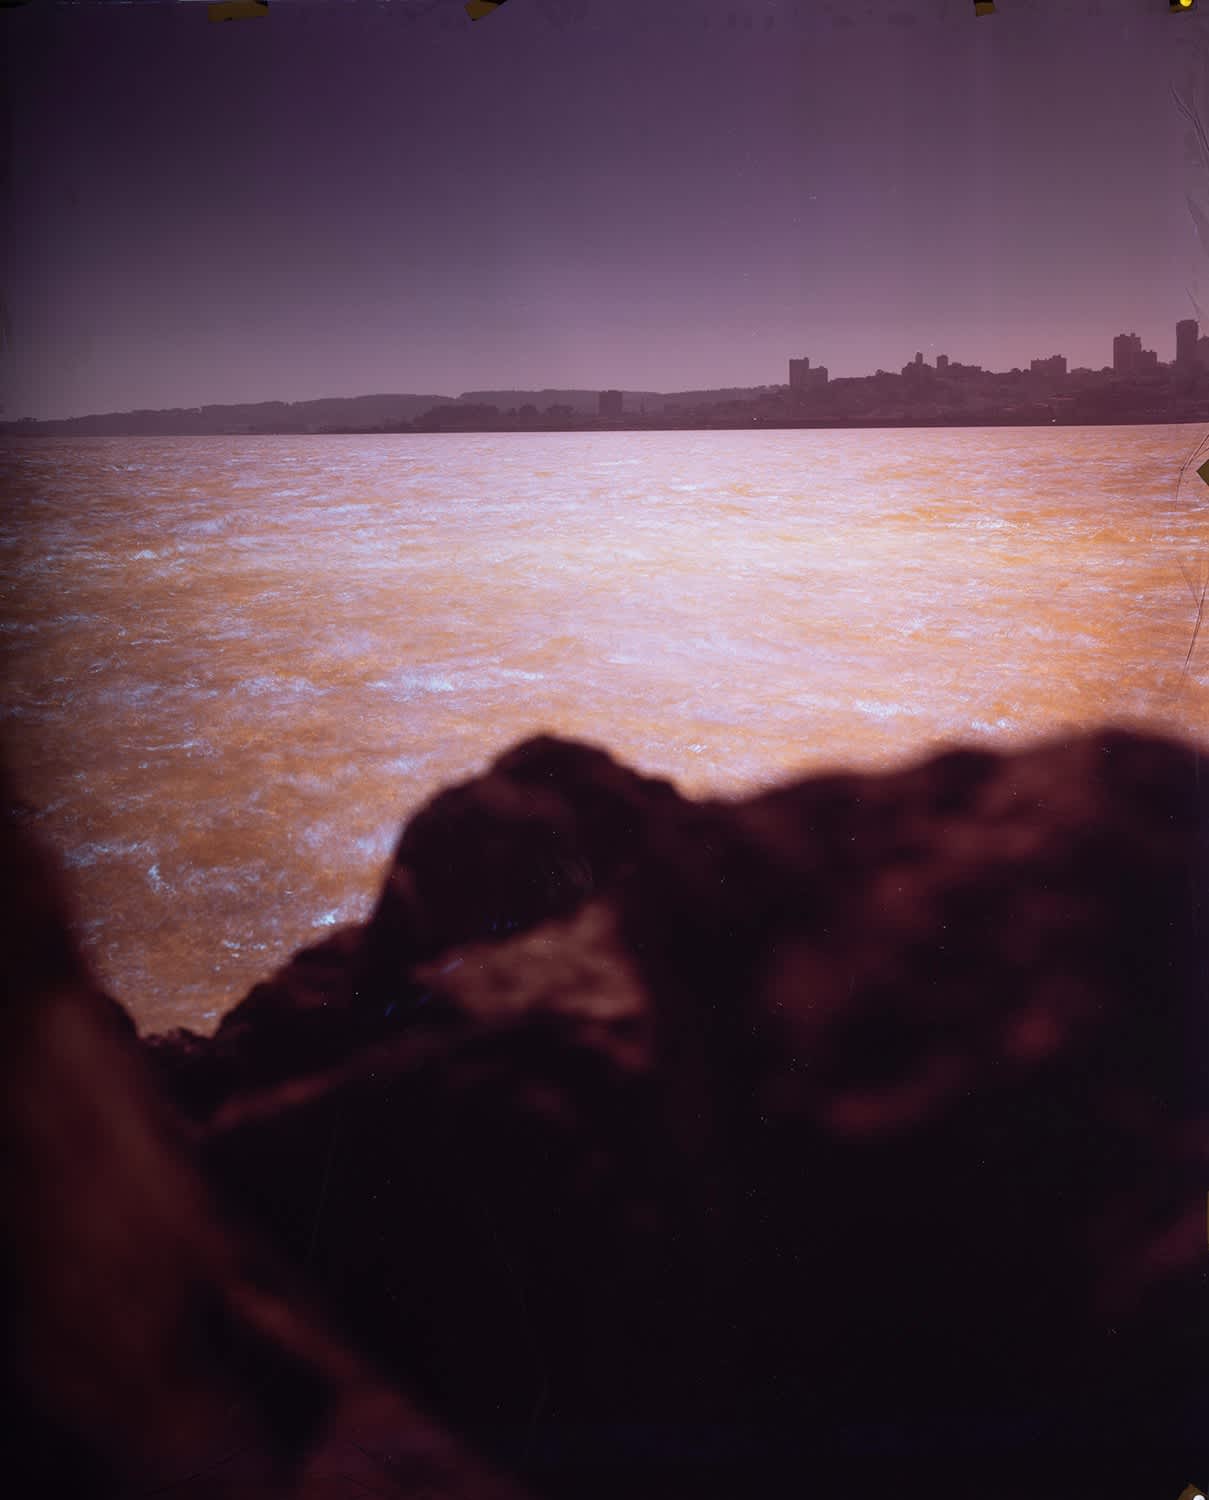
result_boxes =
[1,426,1206,1033]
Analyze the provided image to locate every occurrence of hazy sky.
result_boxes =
[2,0,1205,419]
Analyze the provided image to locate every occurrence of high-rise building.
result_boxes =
[1030,355,1067,378]
[1198,335,1209,369]
[598,389,624,418]
[901,352,935,378]
[789,357,828,392]
[936,354,949,371]
[1112,333,1143,375]
[1177,318,1199,367]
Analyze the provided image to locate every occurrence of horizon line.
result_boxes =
[6,357,1171,427]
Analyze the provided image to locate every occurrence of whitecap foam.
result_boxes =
[64,838,158,869]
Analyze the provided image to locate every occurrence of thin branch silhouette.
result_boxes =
[1170,78,1209,689]
[1179,575,1207,683]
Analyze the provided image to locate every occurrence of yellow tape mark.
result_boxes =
[208,1,268,22]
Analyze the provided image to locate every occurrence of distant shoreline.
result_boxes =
[4,413,1204,438]
[6,369,1204,438]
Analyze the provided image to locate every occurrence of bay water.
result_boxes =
[2,425,1205,1033]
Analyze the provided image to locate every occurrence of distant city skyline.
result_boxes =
[9,314,1197,430]
[2,0,1203,421]
[799,316,1204,385]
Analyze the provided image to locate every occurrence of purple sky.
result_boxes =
[2,0,1205,420]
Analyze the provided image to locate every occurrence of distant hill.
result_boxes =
[457,386,785,413]
[658,384,786,409]
[457,389,665,414]
[0,393,458,437]
[1,384,792,435]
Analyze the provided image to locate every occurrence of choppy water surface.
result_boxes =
[1,427,1206,1033]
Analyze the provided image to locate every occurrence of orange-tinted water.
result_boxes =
[2,426,1206,1033]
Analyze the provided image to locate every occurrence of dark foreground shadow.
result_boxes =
[5,728,1208,1499]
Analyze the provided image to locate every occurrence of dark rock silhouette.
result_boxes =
[6,729,1209,1499]
[0,787,531,1500]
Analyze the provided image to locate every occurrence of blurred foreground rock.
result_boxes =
[0,785,534,1500]
[5,729,1209,1499]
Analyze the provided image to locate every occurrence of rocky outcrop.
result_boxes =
[6,729,1209,1499]
[0,787,532,1500]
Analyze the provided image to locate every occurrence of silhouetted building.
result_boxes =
[1198,335,1209,369]
[936,354,949,372]
[789,357,829,392]
[1030,355,1067,378]
[1113,332,1143,375]
[598,389,624,418]
[1177,318,1199,368]
[1134,348,1159,372]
